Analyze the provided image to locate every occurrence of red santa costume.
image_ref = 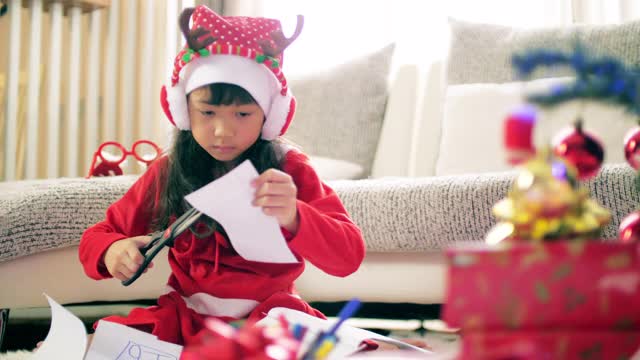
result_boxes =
[79,5,366,346]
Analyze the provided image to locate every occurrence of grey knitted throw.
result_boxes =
[1,164,639,263]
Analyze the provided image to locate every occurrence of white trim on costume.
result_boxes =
[165,286,260,319]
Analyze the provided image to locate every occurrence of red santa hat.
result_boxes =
[160,6,303,140]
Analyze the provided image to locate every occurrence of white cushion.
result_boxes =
[436,77,637,176]
[309,156,364,180]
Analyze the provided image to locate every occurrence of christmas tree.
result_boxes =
[486,44,640,244]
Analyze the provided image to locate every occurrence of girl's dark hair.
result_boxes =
[152,83,285,231]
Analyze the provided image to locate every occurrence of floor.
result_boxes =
[0,302,460,358]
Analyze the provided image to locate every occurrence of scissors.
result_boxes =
[122,207,214,286]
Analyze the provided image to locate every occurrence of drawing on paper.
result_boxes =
[115,340,178,360]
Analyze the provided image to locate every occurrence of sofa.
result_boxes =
[2,18,640,347]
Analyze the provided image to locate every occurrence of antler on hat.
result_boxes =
[160,5,304,140]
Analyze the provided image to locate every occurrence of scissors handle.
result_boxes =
[121,229,172,286]
[139,231,162,256]
[121,208,205,287]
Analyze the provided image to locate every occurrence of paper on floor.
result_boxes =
[85,320,182,360]
[30,294,182,360]
[185,159,298,264]
[31,294,87,360]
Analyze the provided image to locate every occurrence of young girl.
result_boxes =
[78,5,366,346]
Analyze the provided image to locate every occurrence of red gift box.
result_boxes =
[442,241,640,331]
[459,330,640,360]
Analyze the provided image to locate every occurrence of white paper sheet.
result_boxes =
[31,294,88,360]
[31,295,183,360]
[85,320,183,360]
[185,160,298,263]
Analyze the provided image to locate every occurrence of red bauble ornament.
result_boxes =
[552,121,604,180]
[504,105,537,165]
[619,211,640,243]
[624,126,640,170]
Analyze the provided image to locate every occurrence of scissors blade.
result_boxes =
[170,207,203,237]
[121,207,203,287]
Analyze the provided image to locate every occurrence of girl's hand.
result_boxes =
[103,236,154,281]
[252,169,299,234]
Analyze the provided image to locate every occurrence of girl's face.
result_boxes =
[188,86,264,164]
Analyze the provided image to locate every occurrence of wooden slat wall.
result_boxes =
[2,0,184,181]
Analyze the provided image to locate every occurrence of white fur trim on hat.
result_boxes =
[184,55,278,113]
[165,54,294,138]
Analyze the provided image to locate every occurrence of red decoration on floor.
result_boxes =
[181,318,299,360]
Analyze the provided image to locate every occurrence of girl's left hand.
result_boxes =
[252,169,299,234]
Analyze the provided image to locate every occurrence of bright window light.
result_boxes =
[261,0,573,74]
